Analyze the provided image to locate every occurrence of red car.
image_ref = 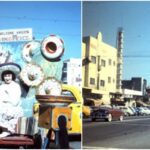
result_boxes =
[91,106,124,122]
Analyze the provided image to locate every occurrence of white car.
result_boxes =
[119,106,134,116]
[139,107,150,115]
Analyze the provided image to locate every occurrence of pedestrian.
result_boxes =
[58,115,70,149]
[0,62,23,138]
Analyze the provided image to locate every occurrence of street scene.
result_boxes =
[82,1,150,149]
[83,116,150,149]
[0,1,81,149]
[1,1,150,149]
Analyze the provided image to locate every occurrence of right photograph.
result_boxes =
[82,1,150,149]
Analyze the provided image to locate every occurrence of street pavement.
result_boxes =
[69,135,81,149]
[83,116,150,149]
[70,141,81,149]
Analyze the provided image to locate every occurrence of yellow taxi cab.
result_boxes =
[33,84,82,136]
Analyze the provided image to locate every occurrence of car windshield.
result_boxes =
[61,90,76,102]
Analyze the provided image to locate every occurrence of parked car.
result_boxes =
[138,107,150,115]
[129,106,138,116]
[132,107,141,116]
[91,106,124,122]
[118,106,134,116]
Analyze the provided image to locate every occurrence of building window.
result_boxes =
[61,72,67,82]
[90,78,95,85]
[64,63,67,68]
[101,59,106,67]
[63,63,67,71]
[117,64,122,69]
[61,91,76,101]
[62,72,67,78]
[91,56,96,64]
[100,80,105,87]
[113,79,115,83]
[108,77,111,83]
[113,61,115,66]
[108,59,112,65]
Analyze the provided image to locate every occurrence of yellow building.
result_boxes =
[82,32,123,105]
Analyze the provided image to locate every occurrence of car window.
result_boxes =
[61,90,76,102]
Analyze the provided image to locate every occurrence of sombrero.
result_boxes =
[20,63,44,87]
[0,63,21,80]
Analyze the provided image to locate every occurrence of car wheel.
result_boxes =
[107,114,112,122]
[119,115,123,122]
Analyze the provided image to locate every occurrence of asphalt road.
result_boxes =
[83,116,150,149]
[69,135,81,149]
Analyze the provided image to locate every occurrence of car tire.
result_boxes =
[107,114,112,122]
[119,115,123,122]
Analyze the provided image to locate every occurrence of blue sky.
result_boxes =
[83,1,150,85]
[0,1,81,60]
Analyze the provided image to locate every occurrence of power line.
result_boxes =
[35,32,80,37]
[0,15,80,23]
[123,55,150,58]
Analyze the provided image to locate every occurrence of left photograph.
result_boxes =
[0,1,82,149]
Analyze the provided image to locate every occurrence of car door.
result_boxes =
[112,108,121,119]
[109,108,116,119]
